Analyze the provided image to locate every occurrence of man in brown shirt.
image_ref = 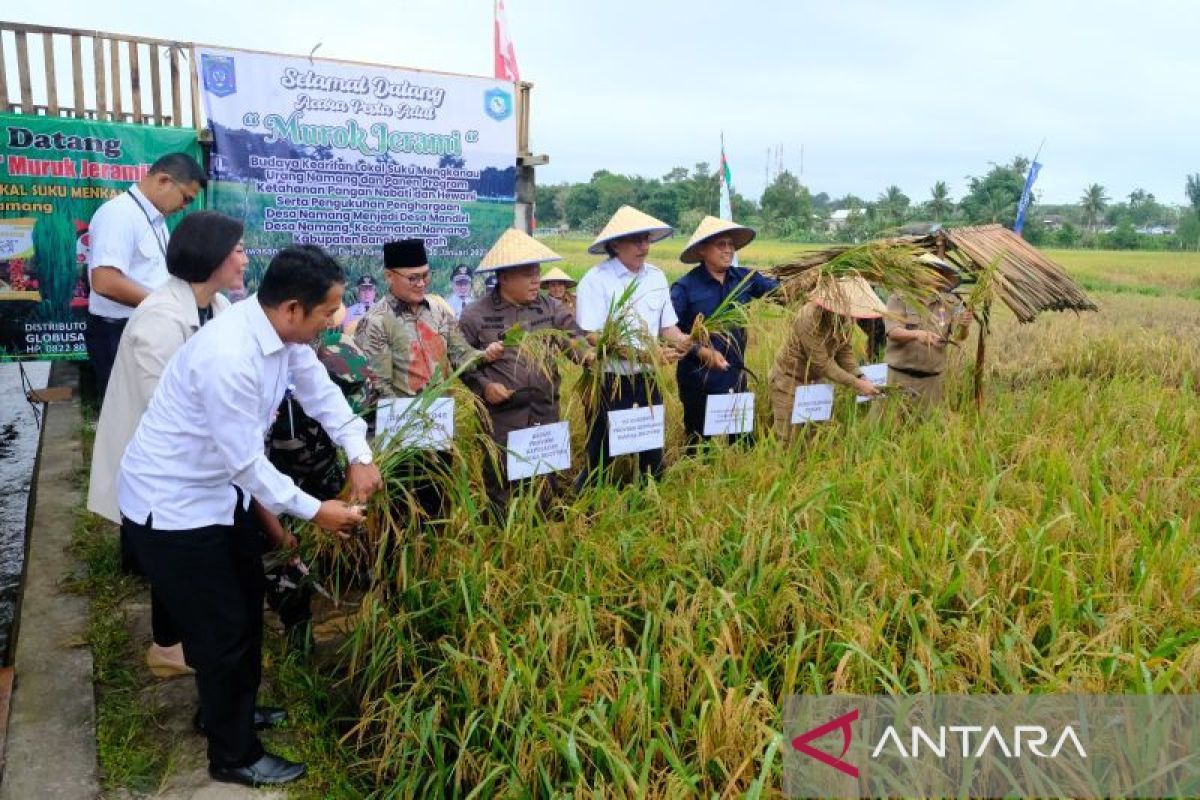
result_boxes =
[884,256,972,404]
[459,230,589,511]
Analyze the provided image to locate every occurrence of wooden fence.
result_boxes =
[0,20,201,128]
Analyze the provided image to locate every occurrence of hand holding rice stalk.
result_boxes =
[687,272,756,352]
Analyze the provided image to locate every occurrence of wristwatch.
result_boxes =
[351,451,374,466]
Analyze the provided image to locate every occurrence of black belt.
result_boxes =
[890,365,941,379]
[87,312,128,325]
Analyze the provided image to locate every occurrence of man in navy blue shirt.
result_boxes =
[670,216,779,446]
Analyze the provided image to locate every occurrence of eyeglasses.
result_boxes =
[170,179,198,205]
[390,270,431,285]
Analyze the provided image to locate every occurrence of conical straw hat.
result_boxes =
[540,266,576,285]
[810,275,887,319]
[679,216,757,264]
[477,228,563,273]
[587,205,674,255]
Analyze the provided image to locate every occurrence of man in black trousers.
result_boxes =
[118,246,383,787]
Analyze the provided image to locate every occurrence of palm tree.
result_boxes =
[929,181,953,221]
[876,185,910,225]
[1080,184,1109,232]
[1186,174,1200,218]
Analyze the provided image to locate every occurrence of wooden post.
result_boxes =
[70,34,84,117]
[92,35,107,119]
[109,38,122,121]
[42,33,58,116]
[149,44,163,124]
[188,45,201,129]
[0,33,10,113]
[169,45,181,126]
[973,300,990,410]
[129,43,142,123]
[15,31,33,114]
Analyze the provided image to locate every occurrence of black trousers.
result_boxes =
[119,526,179,647]
[122,508,267,769]
[84,312,127,401]
[580,373,664,487]
[679,374,756,450]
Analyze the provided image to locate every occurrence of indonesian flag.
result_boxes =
[494,0,520,82]
[719,137,739,266]
[719,143,734,222]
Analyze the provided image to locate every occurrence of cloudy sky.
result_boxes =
[8,0,1196,206]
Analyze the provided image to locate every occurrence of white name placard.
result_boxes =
[375,396,455,450]
[856,363,888,403]
[703,392,756,436]
[607,405,666,456]
[790,384,834,424]
[506,421,572,481]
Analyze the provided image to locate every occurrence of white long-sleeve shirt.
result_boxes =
[118,295,370,530]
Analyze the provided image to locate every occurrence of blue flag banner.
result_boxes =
[1013,160,1042,235]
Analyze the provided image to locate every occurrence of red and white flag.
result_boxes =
[494,0,520,82]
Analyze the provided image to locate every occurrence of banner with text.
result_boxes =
[196,47,517,308]
[0,113,200,361]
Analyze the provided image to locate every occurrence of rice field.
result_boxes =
[112,245,1200,797]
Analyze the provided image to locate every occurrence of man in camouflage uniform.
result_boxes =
[353,238,503,520]
[265,321,377,649]
[459,229,589,512]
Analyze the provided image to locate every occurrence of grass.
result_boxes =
[65,407,178,794]
[77,243,1200,797]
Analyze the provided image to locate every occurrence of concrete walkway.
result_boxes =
[0,362,99,799]
[1,362,293,798]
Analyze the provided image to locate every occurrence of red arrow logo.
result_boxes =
[791,708,860,778]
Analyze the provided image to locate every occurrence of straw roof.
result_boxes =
[768,224,1096,323]
[929,224,1097,322]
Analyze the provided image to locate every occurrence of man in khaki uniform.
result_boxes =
[884,255,972,404]
[354,238,502,520]
[458,229,589,511]
[768,276,884,440]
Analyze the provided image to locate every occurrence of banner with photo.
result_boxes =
[0,113,200,361]
[195,46,517,311]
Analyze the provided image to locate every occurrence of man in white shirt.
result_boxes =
[85,152,204,398]
[119,245,383,788]
[575,205,726,486]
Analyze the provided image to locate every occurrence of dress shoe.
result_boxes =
[194,706,288,734]
[146,643,194,678]
[208,752,306,787]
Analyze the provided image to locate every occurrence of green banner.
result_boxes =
[0,113,201,361]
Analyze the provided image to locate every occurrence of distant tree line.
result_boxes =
[534,157,1200,251]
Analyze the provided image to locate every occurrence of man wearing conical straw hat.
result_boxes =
[768,275,886,440]
[540,266,576,312]
[574,205,697,485]
[884,254,973,404]
[671,215,779,447]
[459,228,590,512]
